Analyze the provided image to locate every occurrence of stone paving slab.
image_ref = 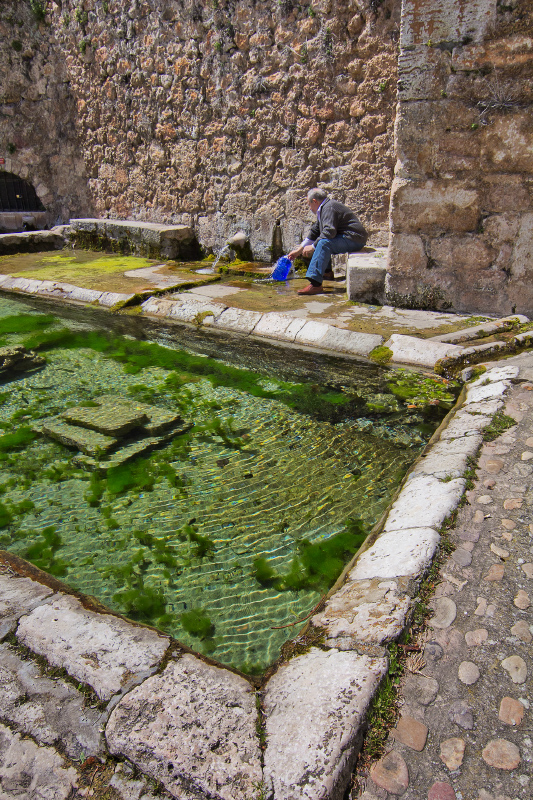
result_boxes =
[0,569,53,638]
[16,594,170,701]
[382,475,466,533]
[312,577,413,646]
[385,335,462,369]
[0,722,78,800]
[106,654,262,800]
[0,641,106,759]
[263,648,388,800]
[348,528,441,581]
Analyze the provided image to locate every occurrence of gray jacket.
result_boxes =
[306,198,367,246]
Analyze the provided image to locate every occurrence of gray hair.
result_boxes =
[307,188,328,203]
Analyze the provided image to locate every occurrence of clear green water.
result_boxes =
[0,298,448,673]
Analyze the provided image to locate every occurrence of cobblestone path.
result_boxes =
[357,380,533,800]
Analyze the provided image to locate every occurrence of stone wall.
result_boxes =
[387,0,533,316]
[0,0,400,257]
[0,2,93,226]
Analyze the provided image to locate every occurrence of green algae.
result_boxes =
[0,501,13,528]
[21,526,69,577]
[181,608,215,639]
[0,314,55,336]
[369,346,393,365]
[10,252,155,283]
[385,369,459,410]
[0,427,37,452]
[253,518,367,593]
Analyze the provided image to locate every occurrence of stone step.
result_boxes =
[70,218,196,259]
[345,247,388,304]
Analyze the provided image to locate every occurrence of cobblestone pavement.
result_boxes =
[356,375,533,800]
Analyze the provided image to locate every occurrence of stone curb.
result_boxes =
[0,364,520,800]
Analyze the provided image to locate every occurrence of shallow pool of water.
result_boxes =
[0,297,449,672]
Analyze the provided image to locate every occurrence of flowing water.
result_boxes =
[0,297,452,673]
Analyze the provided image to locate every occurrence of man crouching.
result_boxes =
[288,188,367,295]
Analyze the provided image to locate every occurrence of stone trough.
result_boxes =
[0,364,520,800]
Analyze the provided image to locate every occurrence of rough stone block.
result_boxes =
[348,527,440,580]
[106,655,262,800]
[385,334,461,368]
[0,723,78,800]
[481,112,533,173]
[96,395,182,435]
[397,47,451,101]
[99,291,135,307]
[0,571,53,639]
[387,234,428,276]
[452,35,533,71]
[17,594,169,701]
[66,286,103,304]
[312,577,412,645]
[0,641,105,759]
[263,648,387,800]
[346,263,387,303]
[390,178,480,234]
[168,298,226,324]
[383,474,465,532]
[400,0,495,47]
[141,297,175,317]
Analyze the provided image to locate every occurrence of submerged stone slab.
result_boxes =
[96,395,182,435]
[213,306,263,334]
[0,570,53,638]
[263,648,387,800]
[72,422,191,470]
[0,641,105,759]
[312,577,412,645]
[106,655,262,800]
[62,404,149,437]
[385,334,462,368]
[40,417,118,456]
[349,527,440,580]
[383,474,465,532]
[17,594,169,701]
[0,722,78,800]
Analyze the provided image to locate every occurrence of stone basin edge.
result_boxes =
[0,359,520,800]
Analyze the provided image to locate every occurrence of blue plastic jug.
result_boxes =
[270,255,292,281]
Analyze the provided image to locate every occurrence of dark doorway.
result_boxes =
[0,172,46,212]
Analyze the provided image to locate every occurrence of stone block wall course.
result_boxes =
[388,0,533,316]
[0,0,401,256]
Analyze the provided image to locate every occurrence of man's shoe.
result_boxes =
[297,283,324,295]
[323,270,335,281]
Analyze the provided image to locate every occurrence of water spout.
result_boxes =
[196,244,231,275]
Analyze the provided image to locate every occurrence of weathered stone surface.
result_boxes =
[349,527,440,580]
[370,750,409,795]
[346,263,387,304]
[0,722,78,799]
[391,715,428,751]
[390,179,480,234]
[439,411,493,440]
[513,590,530,609]
[17,594,169,701]
[106,655,262,800]
[465,381,511,405]
[61,405,148,437]
[501,656,527,684]
[440,737,465,770]
[429,597,457,629]
[458,660,481,685]
[253,312,301,341]
[383,474,465,533]
[385,334,461,369]
[263,648,387,800]
[213,307,263,334]
[294,320,331,346]
[318,327,383,357]
[312,577,412,645]
[428,782,456,800]
[0,345,45,374]
[484,563,505,581]
[0,570,53,638]
[402,673,439,707]
[481,739,521,770]
[510,620,532,643]
[498,696,525,726]
[465,628,488,647]
[40,417,118,457]
[0,642,105,758]
[448,699,474,730]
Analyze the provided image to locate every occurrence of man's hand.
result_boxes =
[288,246,303,260]
[302,244,315,258]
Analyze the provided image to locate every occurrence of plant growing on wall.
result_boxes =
[29,0,46,22]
